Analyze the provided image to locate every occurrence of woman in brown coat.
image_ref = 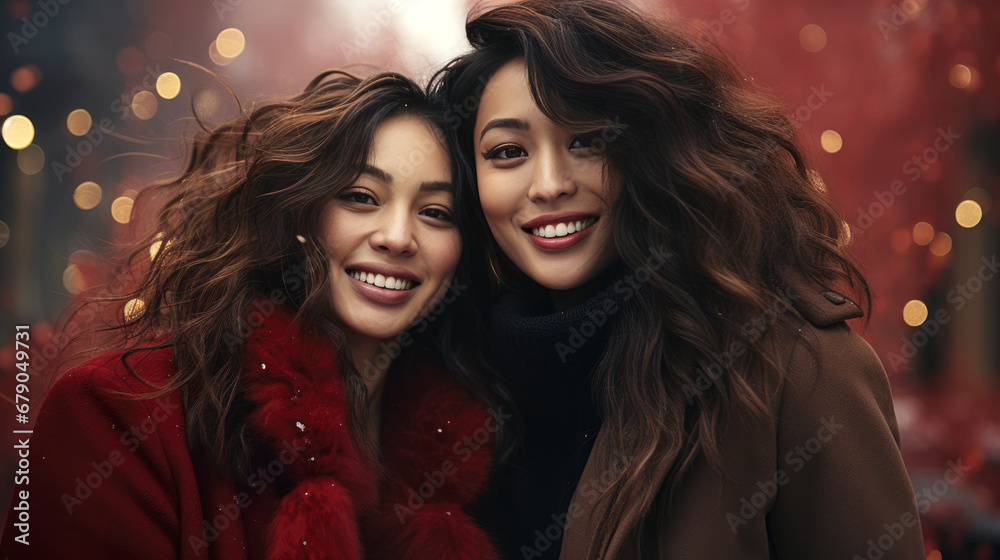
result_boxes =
[431,1,923,558]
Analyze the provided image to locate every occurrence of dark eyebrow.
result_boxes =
[420,181,454,193]
[479,118,530,142]
[363,164,451,193]
[361,164,392,183]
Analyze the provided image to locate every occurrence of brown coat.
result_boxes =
[559,273,924,559]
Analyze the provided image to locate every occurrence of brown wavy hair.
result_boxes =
[431,0,871,555]
[62,70,506,478]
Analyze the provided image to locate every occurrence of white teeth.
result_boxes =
[530,218,596,238]
[348,270,413,290]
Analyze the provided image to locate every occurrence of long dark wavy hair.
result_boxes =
[431,0,871,555]
[59,70,507,479]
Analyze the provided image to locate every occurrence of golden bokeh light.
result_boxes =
[955,200,983,228]
[0,93,11,117]
[208,41,236,66]
[111,196,135,224]
[903,300,928,327]
[216,28,246,58]
[820,130,843,153]
[2,114,34,149]
[124,298,145,321]
[929,232,952,256]
[149,234,173,261]
[155,72,182,100]
[62,264,87,295]
[912,222,934,245]
[131,91,158,120]
[949,64,972,88]
[16,143,44,175]
[66,109,93,136]
[74,181,103,210]
[799,24,827,53]
[0,220,9,249]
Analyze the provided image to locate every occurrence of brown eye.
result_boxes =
[483,144,528,160]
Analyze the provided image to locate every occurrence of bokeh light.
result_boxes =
[111,196,135,223]
[116,46,145,76]
[0,220,8,249]
[124,298,145,321]
[2,114,34,149]
[131,91,158,120]
[66,109,93,136]
[929,232,952,257]
[799,24,827,53]
[912,222,935,245]
[903,300,929,327]
[0,93,12,117]
[216,28,246,58]
[949,64,972,88]
[820,130,843,153]
[10,64,40,93]
[155,72,181,99]
[62,264,87,295]
[955,200,983,228]
[16,144,44,175]
[73,182,103,210]
[208,41,236,66]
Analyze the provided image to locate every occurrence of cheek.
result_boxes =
[428,231,462,279]
[320,207,359,262]
[477,172,517,229]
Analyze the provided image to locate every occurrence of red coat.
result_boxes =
[0,305,499,559]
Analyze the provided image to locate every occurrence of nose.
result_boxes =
[369,208,417,256]
[527,148,578,203]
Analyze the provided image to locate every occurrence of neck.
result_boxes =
[344,332,391,440]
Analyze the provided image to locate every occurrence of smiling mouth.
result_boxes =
[526,218,598,239]
[346,269,417,291]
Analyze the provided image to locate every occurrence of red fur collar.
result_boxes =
[241,302,498,560]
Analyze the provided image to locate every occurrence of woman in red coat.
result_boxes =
[0,71,504,559]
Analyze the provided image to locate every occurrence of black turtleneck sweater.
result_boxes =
[478,282,618,560]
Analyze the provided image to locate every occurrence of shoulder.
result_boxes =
[770,268,898,444]
[45,345,177,407]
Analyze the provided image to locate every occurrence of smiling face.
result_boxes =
[474,58,619,292]
[320,114,461,344]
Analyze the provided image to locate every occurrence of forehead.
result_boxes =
[475,59,546,131]
[368,115,451,182]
